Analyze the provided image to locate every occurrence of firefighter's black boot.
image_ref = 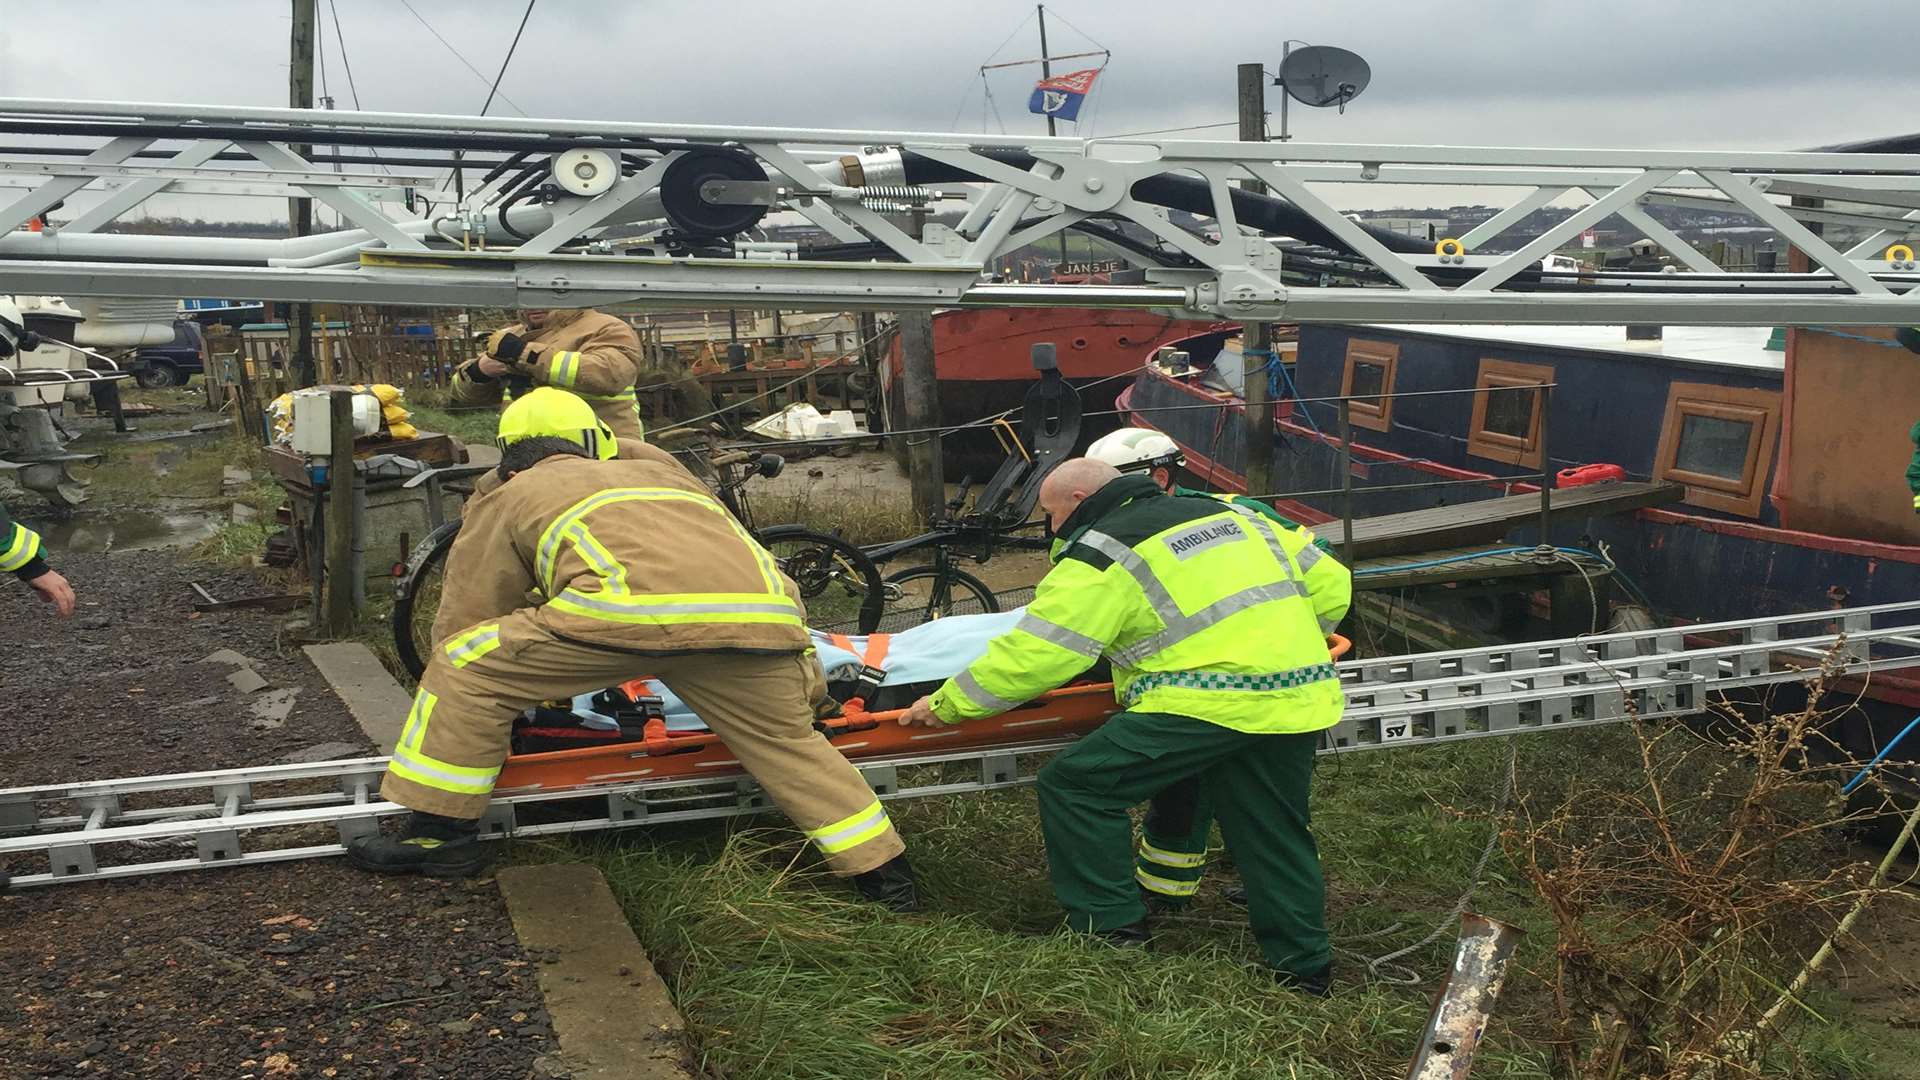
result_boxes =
[852,853,921,912]
[346,812,491,878]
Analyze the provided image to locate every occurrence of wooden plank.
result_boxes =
[1318,481,1683,558]
[1353,546,1599,591]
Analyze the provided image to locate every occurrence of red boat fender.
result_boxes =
[1557,463,1627,487]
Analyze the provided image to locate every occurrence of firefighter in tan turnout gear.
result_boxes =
[347,392,919,909]
[451,307,650,452]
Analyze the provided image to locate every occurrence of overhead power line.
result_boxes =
[326,0,365,110]
[482,0,538,118]
[397,0,529,116]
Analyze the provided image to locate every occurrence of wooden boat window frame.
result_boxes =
[1653,381,1780,518]
[1466,358,1553,469]
[1340,340,1399,433]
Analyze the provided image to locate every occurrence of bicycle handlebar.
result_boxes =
[946,474,975,513]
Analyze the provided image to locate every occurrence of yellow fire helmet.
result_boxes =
[496,386,618,460]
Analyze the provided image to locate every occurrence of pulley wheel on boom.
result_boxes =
[659,146,771,238]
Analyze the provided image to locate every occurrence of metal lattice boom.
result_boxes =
[0,98,1916,324]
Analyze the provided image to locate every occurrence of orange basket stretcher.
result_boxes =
[494,635,1350,796]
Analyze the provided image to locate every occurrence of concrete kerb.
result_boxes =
[301,642,412,753]
[497,864,693,1080]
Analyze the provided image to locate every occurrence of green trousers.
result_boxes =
[1035,710,1329,976]
[1137,776,1214,903]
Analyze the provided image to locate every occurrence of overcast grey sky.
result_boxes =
[1,0,1915,218]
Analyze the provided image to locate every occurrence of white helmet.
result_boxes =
[1087,427,1185,473]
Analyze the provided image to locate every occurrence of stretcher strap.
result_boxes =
[828,632,893,708]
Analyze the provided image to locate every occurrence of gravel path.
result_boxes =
[0,863,549,1078]
[2,545,546,1078]
[0,551,370,786]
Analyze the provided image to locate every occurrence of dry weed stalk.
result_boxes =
[1502,640,1915,1079]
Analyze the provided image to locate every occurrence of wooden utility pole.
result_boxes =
[897,196,944,523]
[857,311,884,433]
[1237,61,1275,501]
[899,309,943,523]
[324,390,357,635]
[290,0,318,387]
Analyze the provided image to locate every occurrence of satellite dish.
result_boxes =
[1278,46,1371,111]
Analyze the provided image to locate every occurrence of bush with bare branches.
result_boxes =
[1503,645,1920,1078]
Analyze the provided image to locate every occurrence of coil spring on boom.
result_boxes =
[858,184,934,214]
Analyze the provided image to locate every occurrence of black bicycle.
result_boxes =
[857,473,1051,629]
[389,446,886,680]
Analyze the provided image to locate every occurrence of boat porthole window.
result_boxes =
[1341,340,1399,433]
[1466,358,1553,468]
[1653,381,1781,518]
[1674,414,1754,482]
[1072,337,1089,349]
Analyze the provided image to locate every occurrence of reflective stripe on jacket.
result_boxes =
[451,308,649,450]
[0,500,47,578]
[1172,484,1334,554]
[429,444,808,656]
[930,474,1352,734]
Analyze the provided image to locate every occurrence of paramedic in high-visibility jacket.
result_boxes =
[347,423,918,910]
[900,457,1352,994]
[451,308,650,452]
[1085,427,1337,917]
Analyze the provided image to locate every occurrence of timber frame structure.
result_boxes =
[0,98,1914,324]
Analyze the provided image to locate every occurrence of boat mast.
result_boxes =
[1036,5,1067,264]
[1037,5,1057,138]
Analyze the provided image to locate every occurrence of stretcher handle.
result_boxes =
[629,708,881,758]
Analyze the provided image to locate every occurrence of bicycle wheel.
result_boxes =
[392,519,462,681]
[879,564,999,630]
[755,524,885,634]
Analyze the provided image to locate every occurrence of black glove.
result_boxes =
[485,329,528,363]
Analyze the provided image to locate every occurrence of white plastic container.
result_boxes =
[290,388,382,453]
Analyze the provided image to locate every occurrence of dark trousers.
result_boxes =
[1035,709,1329,976]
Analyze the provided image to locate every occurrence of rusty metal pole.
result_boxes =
[1406,913,1526,1080]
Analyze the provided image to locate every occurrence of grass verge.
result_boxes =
[508,727,1917,1080]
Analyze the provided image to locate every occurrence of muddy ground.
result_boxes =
[0,551,368,787]
[2,396,546,1079]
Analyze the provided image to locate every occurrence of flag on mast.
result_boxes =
[1028,68,1101,122]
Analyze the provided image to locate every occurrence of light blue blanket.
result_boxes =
[568,608,1028,732]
